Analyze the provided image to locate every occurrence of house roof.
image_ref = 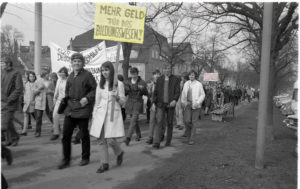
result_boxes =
[171,42,193,55]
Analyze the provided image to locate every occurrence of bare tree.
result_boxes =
[76,2,183,79]
[1,25,24,61]
[188,2,298,137]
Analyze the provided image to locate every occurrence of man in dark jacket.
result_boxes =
[123,67,148,145]
[1,57,23,146]
[58,53,97,169]
[152,64,180,148]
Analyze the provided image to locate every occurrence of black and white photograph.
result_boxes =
[1,1,298,189]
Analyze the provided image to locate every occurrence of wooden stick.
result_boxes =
[110,42,121,122]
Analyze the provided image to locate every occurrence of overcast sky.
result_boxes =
[1,2,241,67]
[2,3,92,48]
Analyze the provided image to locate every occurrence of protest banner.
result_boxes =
[204,73,219,81]
[49,42,123,82]
[94,2,146,44]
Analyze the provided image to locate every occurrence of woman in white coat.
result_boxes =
[181,70,205,145]
[90,61,126,173]
[21,71,36,135]
[50,67,68,140]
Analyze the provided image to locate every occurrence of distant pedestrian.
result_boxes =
[33,70,49,137]
[21,71,37,136]
[1,57,23,146]
[58,52,97,170]
[181,71,205,145]
[44,72,58,124]
[175,74,188,131]
[90,61,125,173]
[123,67,148,145]
[146,70,161,144]
[50,67,68,140]
[152,64,180,148]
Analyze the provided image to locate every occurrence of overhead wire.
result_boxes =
[8,4,88,31]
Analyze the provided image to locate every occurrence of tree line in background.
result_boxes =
[1,2,298,93]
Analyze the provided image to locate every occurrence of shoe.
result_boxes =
[175,125,180,129]
[5,148,13,165]
[96,163,109,173]
[135,135,141,141]
[117,151,124,166]
[152,143,160,149]
[58,160,70,169]
[50,135,59,141]
[35,132,41,137]
[11,139,19,147]
[181,134,187,138]
[4,141,12,146]
[160,135,165,142]
[146,137,153,145]
[188,141,194,145]
[72,138,80,144]
[165,142,171,147]
[178,126,184,130]
[124,137,130,146]
[19,132,27,136]
[28,125,32,129]
[79,159,89,166]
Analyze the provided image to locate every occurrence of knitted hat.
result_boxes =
[71,52,85,64]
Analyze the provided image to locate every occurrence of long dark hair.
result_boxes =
[100,61,114,91]
[27,71,37,83]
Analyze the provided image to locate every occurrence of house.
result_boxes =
[69,24,170,81]
[169,42,193,75]
[19,41,51,73]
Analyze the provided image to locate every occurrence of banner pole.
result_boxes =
[110,42,121,122]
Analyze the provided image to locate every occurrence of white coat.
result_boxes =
[90,80,126,138]
[181,80,206,109]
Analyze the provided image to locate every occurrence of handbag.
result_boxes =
[57,97,69,114]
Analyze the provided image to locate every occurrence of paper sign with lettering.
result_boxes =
[94,2,146,44]
[203,73,219,81]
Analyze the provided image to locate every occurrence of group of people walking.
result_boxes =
[1,51,261,189]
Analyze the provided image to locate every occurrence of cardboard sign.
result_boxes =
[94,2,146,44]
[204,73,219,81]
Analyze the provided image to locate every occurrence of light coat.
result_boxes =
[181,80,206,109]
[90,80,126,138]
[34,77,47,111]
[23,82,36,113]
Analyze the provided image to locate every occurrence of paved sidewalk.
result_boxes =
[2,101,257,189]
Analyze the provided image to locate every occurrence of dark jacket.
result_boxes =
[1,68,23,111]
[124,76,148,114]
[64,69,97,118]
[153,75,180,108]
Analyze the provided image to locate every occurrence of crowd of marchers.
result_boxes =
[1,54,258,188]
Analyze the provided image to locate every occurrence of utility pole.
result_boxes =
[255,2,273,169]
[34,2,42,75]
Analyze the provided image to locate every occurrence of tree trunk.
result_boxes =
[122,42,132,80]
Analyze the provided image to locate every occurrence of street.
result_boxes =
[2,100,297,189]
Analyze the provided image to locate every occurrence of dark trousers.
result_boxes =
[126,114,141,139]
[62,116,90,162]
[35,109,44,134]
[121,108,126,121]
[1,110,18,143]
[2,145,11,189]
[45,100,53,124]
[153,107,175,144]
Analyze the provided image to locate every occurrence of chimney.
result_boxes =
[68,38,73,50]
[29,41,34,53]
